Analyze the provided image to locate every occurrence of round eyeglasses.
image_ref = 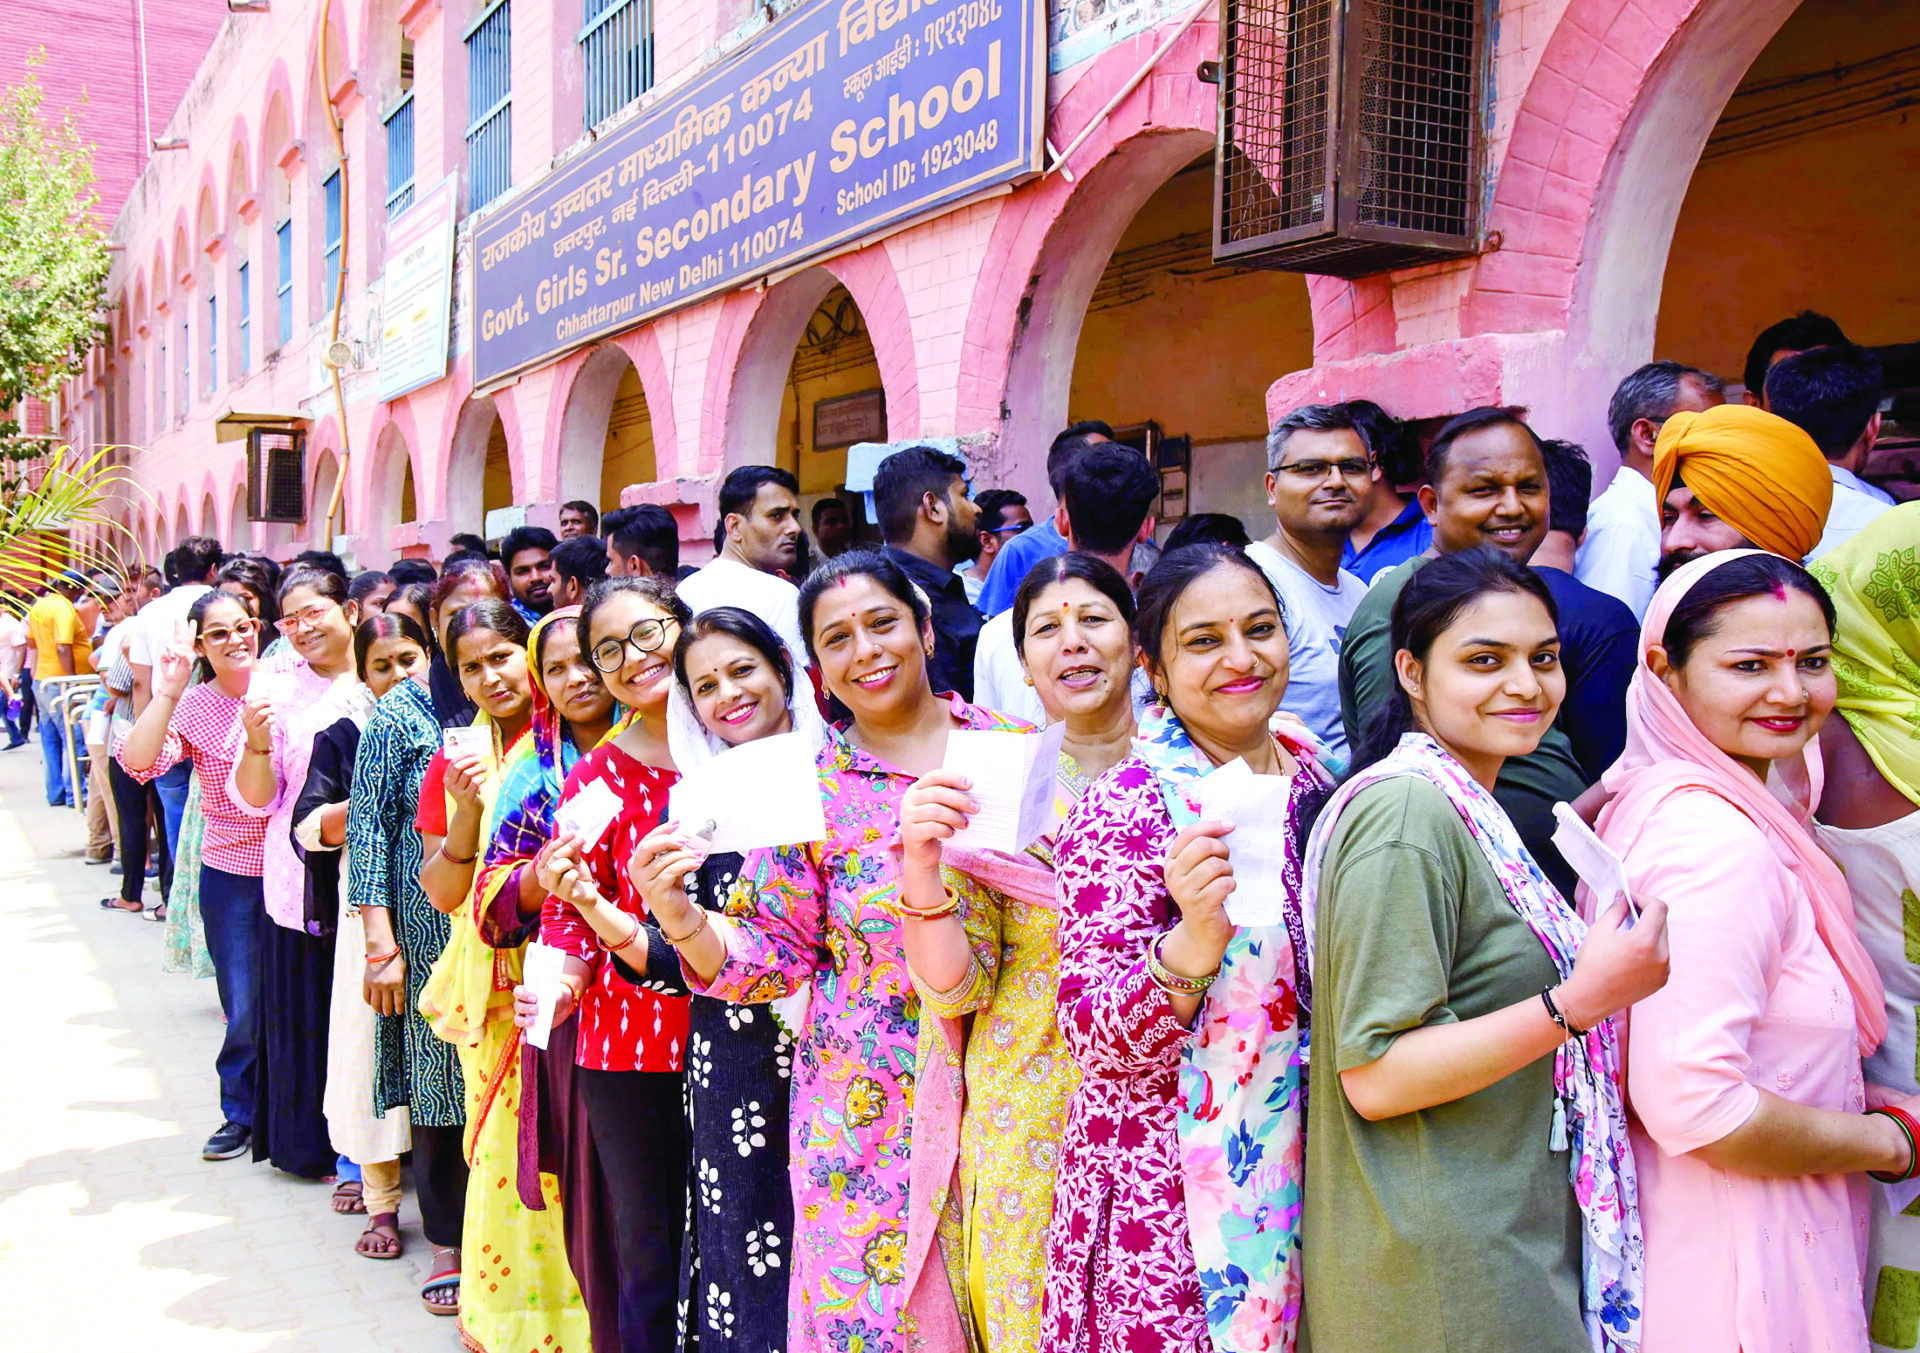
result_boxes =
[589,616,679,673]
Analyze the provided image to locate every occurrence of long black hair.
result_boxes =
[673,604,795,701]
[1662,553,1834,668]
[445,598,531,669]
[1352,547,1558,775]
[795,549,930,667]
[215,555,283,629]
[1010,552,1136,660]
[352,611,432,682]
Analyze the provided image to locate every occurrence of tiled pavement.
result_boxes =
[0,741,463,1350]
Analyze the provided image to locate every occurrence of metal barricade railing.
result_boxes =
[42,674,102,818]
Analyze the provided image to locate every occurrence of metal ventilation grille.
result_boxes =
[1215,0,1484,277]
[248,429,307,523]
[1349,0,1476,236]
[1218,0,1336,248]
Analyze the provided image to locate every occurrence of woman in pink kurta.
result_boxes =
[636,552,1022,1353]
[1598,550,1910,1352]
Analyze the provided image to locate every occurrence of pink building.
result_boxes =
[53,0,1920,567]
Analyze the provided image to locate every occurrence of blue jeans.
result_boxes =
[33,679,68,805]
[155,762,192,862]
[199,865,262,1127]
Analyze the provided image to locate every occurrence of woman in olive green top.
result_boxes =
[1298,549,1669,1353]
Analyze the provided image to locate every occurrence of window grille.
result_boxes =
[154,333,166,429]
[275,221,293,345]
[179,318,190,414]
[206,294,218,394]
[582,0,653,129]
[385,93,416,217]
[323,169,343,309]
[466,1,512,211]
[237,261,250,374]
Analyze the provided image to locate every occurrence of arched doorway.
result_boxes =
[724,269,888,507]
[200,492,219,539]
[448,394,517,539]
[1067,152,1314,529]
[310,449,343,550]
[364,421,419,555]
[1654,0,1919,409]
[230,482,254,552]
[556,344,657,512]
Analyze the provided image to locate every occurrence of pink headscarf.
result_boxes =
[1598,550,1885,1055]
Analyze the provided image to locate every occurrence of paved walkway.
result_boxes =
[0,739,462,1350]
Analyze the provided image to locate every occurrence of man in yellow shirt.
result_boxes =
[25,572,94,805]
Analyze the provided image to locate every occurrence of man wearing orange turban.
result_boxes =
[1653,402,1832,576]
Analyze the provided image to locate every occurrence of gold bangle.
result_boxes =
[662,910,709,947]
[1147,932,1218,996]
[895,884,962,922]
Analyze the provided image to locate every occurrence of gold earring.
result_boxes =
[1022,673,1033,686]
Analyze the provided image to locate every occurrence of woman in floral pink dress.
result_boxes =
[636,552,1023,1353]
[1047,545,1336,1353]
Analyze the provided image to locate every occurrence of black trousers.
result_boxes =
[107,759,169,905]
[409,1123,469,1249]
[578,1067,687,1353]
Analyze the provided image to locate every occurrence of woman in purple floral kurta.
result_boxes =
[636,553,1023,1353]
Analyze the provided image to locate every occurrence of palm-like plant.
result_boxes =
[0,444,142,602]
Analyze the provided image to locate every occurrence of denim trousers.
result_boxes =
[154,762,192,863]
[199,865,262,1126]
[33,679,68,805]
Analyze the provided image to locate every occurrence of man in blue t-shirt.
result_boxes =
[975,421,1114,616]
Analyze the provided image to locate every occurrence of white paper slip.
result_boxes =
[943,721,1067,854]
[1189,757,1299,927]
[667,732,828,855]
[442,724,495,766]
[520,941,569,1051]
[556,776,623,853]
[1551,801,1638,922]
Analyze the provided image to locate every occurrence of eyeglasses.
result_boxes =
[276,602,341,636]
[199,619,260,647]
[984,522,1029,537]
[1275,457,1373,481]
[589,616,679,673]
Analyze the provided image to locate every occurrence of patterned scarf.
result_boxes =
[1300,733,1645,1352]
[1132,701,1330,1353]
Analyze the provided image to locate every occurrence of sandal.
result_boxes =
[145,904,167,923]
[99,897,142,913]
[355,1212,403,1261]
[420,1246,460,1314]
[330,1178,365,1214]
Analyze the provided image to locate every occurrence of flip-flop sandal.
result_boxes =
[330,1178,365,1214]
[144,904,167,923]
[99,897,142,913]
[420,1248,460,1314]
[355,1213,403,1261]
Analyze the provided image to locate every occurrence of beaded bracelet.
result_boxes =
[1147,933,1218,996]
[1869,1106,1920,1184]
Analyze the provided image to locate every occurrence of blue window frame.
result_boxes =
[179,318,190,413]
[465,1,512,211]
[385,93,416,218]
[155,332,167,428]
[322,169,343,309]
[581,0,653,129]
[275,220,293,345]
[206,293,217,394]
[237,261,250,374]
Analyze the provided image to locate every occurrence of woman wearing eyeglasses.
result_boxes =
[530,576,693,1353]
[115,590,270,1164]
[232,568,365,1188]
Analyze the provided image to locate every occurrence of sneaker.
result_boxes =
[202,1120,252,1161]
[109,862,122,876]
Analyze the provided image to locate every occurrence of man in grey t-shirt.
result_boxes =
[1244,405,1370,764]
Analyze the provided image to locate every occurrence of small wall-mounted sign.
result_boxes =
[814,388,886,450]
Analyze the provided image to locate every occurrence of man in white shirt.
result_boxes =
[973,444,1159,726]
[1243,404,1371,763]
[1575,361,1726,618]
[1764,344,1895,561]
[0,598,27,748]
[677,465,809,662]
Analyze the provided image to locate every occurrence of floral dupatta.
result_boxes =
[1299,732,1644,1353]
[1132,702,1330,1353]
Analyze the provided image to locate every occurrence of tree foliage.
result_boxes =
[0,51,111,453]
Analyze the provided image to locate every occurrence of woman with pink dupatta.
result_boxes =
[1598,549,1920,1351]
[895,554,1138,1353]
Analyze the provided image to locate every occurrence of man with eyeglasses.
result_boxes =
[954,489,1031,607]
[1245,404,1372,763]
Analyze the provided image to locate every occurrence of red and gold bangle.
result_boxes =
[1869,1106,1920,1183]
[596,909,642,952]
[1147,932,1218,996]
[895,885,962,922]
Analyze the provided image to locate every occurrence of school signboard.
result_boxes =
[470,0,1044,384]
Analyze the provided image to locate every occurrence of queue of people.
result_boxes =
[23,303,1909,1353]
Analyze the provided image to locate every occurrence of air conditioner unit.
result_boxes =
[246,426,307,523]
[1214,0,1486,278]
